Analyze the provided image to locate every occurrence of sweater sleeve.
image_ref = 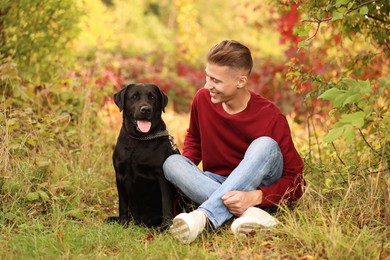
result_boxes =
[182,94,202,165]
[260,114,305,206]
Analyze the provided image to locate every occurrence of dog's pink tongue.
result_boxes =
[137,120,151,133]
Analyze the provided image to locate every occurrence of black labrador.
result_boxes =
[107,83,180,228]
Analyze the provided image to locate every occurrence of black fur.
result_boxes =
[107,83,179,229]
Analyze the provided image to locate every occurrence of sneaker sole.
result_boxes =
[235,222,262,235]
[231,216,277,236]
[170,214,195,244]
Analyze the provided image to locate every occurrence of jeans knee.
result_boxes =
[252,136,279,152]
[245,136,282,164]
[163,154,182,180]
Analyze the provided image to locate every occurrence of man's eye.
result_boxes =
[206,75,218,83]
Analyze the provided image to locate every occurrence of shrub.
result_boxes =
[0,0,82,83]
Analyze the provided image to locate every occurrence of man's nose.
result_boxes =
[204,79,213,90]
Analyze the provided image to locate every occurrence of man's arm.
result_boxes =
[182,93,202,165]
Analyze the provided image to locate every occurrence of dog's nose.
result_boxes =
[140,106,151,115]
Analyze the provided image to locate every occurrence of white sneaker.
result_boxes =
[170,210,206,244]
[231,207,278,236]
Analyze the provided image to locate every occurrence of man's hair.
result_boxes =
[207,40,253,75]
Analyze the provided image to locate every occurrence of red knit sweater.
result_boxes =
[183,88,304,206]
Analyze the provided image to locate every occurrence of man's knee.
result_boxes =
[255,136,277,145]
[252,136,279,151]
[163,154,182,180]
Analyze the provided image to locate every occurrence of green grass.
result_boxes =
[1,200,387,259]
[1,146,388,259]
[0,86,389,259]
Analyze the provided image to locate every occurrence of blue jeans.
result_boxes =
[163,136,283,229]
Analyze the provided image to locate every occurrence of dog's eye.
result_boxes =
[131,94,139,100]
[149,94,156,100]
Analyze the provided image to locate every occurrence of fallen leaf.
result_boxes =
[145,232,154,242]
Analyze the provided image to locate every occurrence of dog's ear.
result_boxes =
[114,84,133,111]
[159,88,168,113]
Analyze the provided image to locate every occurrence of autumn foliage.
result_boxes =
[0,0,389,258]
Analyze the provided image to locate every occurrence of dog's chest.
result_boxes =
[118,139,171,169]
[132,142,168,167]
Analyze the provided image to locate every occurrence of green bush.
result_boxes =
[0,0,82,83]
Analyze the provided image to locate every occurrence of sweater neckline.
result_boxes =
[216,91,254,117]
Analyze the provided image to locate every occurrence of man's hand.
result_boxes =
[222,190,263,216]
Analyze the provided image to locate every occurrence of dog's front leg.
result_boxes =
[158,176,175,228]
[116,175,130,227]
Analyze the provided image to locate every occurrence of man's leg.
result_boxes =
[163,154,223,243]
[163,154,224,205]
[164,137,283,243]
[198,136,283,229]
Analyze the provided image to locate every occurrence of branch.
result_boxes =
[301,17,332,23]
[300,17,332,42]
[300,0,387,42]
[366,167,390,175]
[331,142,345,165]
[366,14,388,23]
[307,21,321,41]
[345,0,378,14]
[358,128,380,155]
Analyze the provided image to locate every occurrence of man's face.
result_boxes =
[204,63,245,104]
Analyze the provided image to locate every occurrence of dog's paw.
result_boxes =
[104,216,119,224]
[104,216,130,228]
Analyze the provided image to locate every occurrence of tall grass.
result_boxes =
[0,78,389,259]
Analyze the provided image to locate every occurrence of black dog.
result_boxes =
[108,83,179,228]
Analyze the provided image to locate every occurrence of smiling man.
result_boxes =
[163,40,304,244]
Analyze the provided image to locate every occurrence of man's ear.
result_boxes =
[114,84,134,111]
[237,75,248,89]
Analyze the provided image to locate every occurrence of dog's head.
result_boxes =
[114,83,168,134]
